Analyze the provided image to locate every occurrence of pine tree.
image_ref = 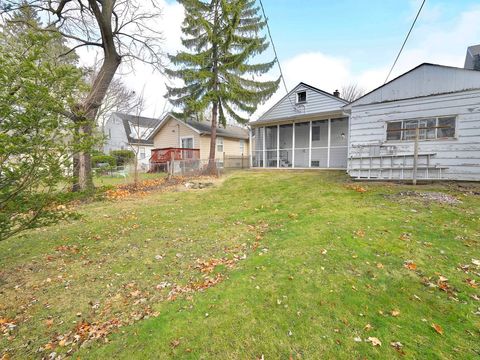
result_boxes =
[166,0,280,173]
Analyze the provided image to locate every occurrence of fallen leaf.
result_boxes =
[170,339,180,348]
[390,341,404,353]
[404,261,417,270]
[399,233,411,241]
[353,336,362,342]
[367,337,382,346]
[364,323,372,331]
[355,229,365,238]
[376,263,384,269]
[472,259,480,266]
[391,309,400,317]
[432,323,443,335]
[466,279,477,288]
[45,319,54,328]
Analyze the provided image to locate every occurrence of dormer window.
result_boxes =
[297,91,307,103]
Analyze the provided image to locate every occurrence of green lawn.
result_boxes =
[1,171,479,359]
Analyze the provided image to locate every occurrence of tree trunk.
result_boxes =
[206,102,218,175]
[72,53,121,191]
[206,1,220,176]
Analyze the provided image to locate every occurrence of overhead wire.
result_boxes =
[384,0,427,84]
[258,0,296,110]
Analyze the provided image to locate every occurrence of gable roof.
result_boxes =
[346,63,480,108]
[113,112,162,146]
[149,113,249,140]
[253,82,348,124]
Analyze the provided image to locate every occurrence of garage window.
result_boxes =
[386,116,456,141]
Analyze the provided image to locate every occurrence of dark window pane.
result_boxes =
[437,117,456,138]
[386,122,402,141]
[311,120,328,147]
[297,91,306,103]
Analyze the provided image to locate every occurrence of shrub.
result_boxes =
[92,155,116,168]
[111,149,135,166]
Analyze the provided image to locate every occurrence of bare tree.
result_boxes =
[341,83,365,103]
[127,91,154,188]
[84,64,137,134]
[2,0,163,191]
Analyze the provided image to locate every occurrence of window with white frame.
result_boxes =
[386,116,456,141]
[296,91,307,103]
[139,147,146,160]
[239,139,245,154]
[216,136,224,152]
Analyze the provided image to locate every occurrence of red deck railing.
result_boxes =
[149,147,200,172]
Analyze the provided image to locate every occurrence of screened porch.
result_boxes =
[251,117,348,169]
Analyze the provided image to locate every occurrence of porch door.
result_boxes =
[181,137,194,159]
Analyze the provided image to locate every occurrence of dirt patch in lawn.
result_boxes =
[388,191,462,205]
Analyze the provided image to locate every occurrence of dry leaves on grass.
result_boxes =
[105,177,187,200]
[195,257,238,274]
[366,337,382,346]
[391,309,400,317]
[404,260,417,271]
[167,274,224,301]
[0,318,16,336]
[465,279,477,288]
[432,323,444,335]
[345,184,368,193]
[355,229,366,238]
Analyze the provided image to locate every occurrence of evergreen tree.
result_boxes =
[166,0,280,173]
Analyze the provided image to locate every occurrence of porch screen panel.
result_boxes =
[294,122,309,167]
[279,124,293,167]
[311,120,328,167]
[329,118,348,168]
[311,148,328,168]
[253,127,264,167]
[265,126,278,167]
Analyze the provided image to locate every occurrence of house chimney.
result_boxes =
[333,89,340,98]
[464,44,480,70]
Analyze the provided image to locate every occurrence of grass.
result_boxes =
[1,171,479,359]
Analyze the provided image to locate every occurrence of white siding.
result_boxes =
[353,64,480,106]
[103,114,129,153]
[258,83,347,122]
[348,89,480,181]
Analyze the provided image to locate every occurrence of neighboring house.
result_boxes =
[103,112,161,170]
[344,63,480,181]
[249,82,349,169]
[149,113,249,162]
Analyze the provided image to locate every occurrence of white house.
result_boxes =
[249,83,349,169]
[103,112,161,170]
[345,63,480,181]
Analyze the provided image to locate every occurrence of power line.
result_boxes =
[258,0,296,110]
[384,0,426,84]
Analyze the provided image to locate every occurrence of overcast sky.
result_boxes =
[78,0,480,120]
